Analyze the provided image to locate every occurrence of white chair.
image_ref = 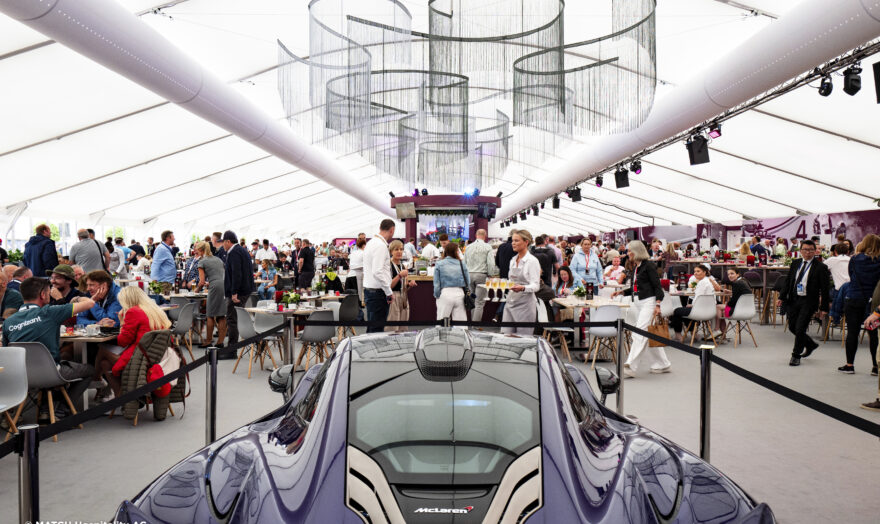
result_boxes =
[233,308,278,378]
[325,302,343,340]
[170,302,196,360]
[537,299,573,362]
[0,347,27,442]
[585,305,625,369]
[683,295,719,346]
[253,310,286,363]
[295,310,336,372]
[726,294,758,348]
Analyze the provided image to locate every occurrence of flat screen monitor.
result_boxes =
[396,202,417,219]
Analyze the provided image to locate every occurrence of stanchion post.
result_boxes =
[616,318,625,414]
[206,346,218,446]
[17,424,39,523]
[700,344,713,462]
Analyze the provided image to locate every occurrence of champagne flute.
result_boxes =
[500,279,508,302]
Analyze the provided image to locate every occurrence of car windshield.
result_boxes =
[348,331,541,486]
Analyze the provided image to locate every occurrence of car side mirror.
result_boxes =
[594,367,620,405]
[268,364,294,402]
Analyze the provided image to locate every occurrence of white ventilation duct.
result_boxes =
[500,0,880,219]
[0,0,394,217]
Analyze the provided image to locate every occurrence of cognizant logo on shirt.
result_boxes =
[7,315,42,332]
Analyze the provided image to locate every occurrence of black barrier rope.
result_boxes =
[0,325,285,459]
[295,319,618,329]
[624,323,880,439]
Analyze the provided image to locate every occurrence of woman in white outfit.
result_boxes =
[613,240,671,377]
[502,230,541,335]
[434,242,470,321]
[348,237,366,305]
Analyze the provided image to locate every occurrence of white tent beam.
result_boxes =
[0,0,393,217]
[499,0,880,219]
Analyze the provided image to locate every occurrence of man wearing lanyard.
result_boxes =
[363,219,395,333]
[778,240,831,366]
[152,230,177,295]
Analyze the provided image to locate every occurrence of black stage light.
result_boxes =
[843,65,862,96]
[512,215,518,224]
[519,211,527,220]
[630,160,642,174]
[818,74,833,96]
[708,123,722,139]
[614,166,629,189]
[496,191,503,198]
[686,135,710,165]
[873,61,880,103]
[421,188,428,196]
[540,202,545,209]
[532,204,539,216]
[567,187,582,202]
[388,191,395,198]
[552,195,560,209]
[595,174,603,188]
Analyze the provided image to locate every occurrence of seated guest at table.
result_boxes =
[47,264,85,307]
[709,238,720,257]
[669,264,721,342]
[8,266,32,293]
[134,255,151,274]
[839,234,880,375]
[552,266,576,321]
[750,236,768,258]
[387,240,415,332]
[604,256,625,282]
[92,286,174,401]
[3,277,95,414]
[571,238,604,289]
[328,249,349,271]
[323,268,345,295]
[718,268,751,333]
[737,242,752,262]
[275,252,292,273]
[660,243,679,275]
[0,271,24,318]
[180,249,200,290]
[3,263,17,284]
[775,237,788,258]
[602,243,620,266]
[78,270,122,327]
[192,241,226,348]
[434,242,470,322]
[257,259,278,300]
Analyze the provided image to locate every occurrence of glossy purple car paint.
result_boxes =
[114,329,774,523]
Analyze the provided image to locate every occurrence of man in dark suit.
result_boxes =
[778,240,831,366]
[221,230,255,357]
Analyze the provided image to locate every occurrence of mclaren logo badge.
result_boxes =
[414,506,474,514]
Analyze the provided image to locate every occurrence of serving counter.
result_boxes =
[404,275,499,323]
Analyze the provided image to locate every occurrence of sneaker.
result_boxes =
[837,365,855,374]
[650,365,672,374]
[861,399,880,412]
[623,364,635,379]
[872,367,878,377]
[788,356,801,366]
[802,342,820,359]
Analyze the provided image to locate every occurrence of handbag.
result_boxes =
[647,315,669,347]
[458,260,475,310]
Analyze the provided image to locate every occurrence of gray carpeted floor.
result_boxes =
[0,319,877,522]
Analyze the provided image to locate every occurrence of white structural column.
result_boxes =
[0,0,394,217]
[499,0,880,218]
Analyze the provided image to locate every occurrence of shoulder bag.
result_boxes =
[647,315,669,348]
[458,260,475,310]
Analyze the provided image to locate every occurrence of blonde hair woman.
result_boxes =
[94,286,172,400]
[737,242,751,262]
[193,241,226,348]
[501,229,541,335]
[617,240,671,377]
[387,240,415,332]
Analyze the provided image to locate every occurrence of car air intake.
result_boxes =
[413,328,475,382]
[346,446,406,524]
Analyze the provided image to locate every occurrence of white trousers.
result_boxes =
[625,297,672,372]
[437,287,467,321]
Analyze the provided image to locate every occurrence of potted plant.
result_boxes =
[313,281,326,294]
[572,286,587,298]
[281,291,301,307]
[8,249,23,264]
[149,280,163,295]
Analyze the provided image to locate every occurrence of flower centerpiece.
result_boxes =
[782,256,793,267]
[149,280,163,295]
[8,249,23,264]
[572,286,588,298]
[281,291,301,306]
[313,280,326,294]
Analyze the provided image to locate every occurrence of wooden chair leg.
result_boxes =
[689,322,698,345]
[294,342,309,371]
[47,390,58,442]
[266,344,279,369]
[232,345,247,373]
[745,321,758,348]
[5,401,27,442]
[4,411,18,441]
[560,334,571,363]
[704,322,718,346]
[247,343,256,379]
[168,404,175,417]
[133,411,138,426]
[57,387,82,430]
[589,338,600,370]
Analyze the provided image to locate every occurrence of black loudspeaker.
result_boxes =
[873,61,880,104]
[687,136,710,165]
[614,169,629,188]
[552,196,560,209]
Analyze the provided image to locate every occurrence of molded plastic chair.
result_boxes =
[233,307,277,378]
[537,299,572,362]
[337,294,360,339]
[726,294,757,348]
[585,305,624,369]
[295,310,336,372]
[253,309,286,363]
[325,302,343,340]
[683,295,719,345]
[0,347,27,442]
[9,343,83,442]
[170,302,196,360]
[244,293,259,309]
[742,271,764,313]
[166,296,188,323]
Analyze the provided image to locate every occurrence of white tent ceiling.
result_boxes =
[1,0,878,243]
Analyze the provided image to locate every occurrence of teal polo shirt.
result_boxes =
[2,303,74,363]
[1,288,22,313]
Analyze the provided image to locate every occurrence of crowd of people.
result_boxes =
[1,222,879,418]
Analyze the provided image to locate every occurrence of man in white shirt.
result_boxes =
[404,237,419,261]
[420,238,440,260]
[465,229,494,322]
[255,239,276,263]
[363,219,396,332]
[825,243,850,301]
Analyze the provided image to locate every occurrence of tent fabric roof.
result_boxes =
[1,0,878,239]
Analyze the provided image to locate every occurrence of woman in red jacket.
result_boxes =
[94,286,171,400]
